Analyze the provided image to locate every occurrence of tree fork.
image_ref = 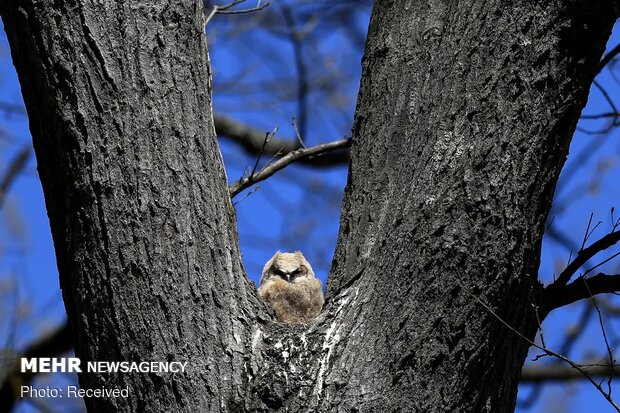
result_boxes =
[1,1,619,413]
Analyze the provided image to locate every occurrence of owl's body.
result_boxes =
[258,251,323,324]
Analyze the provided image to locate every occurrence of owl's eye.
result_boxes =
[291,269,301,276]
[273,268,285,277]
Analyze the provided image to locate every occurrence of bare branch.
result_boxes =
[229,138,351,197]
[598,43,620,74]
[0,101,26,116]
[0,145,31,208]
[0,109,350,167]
[204,0,269,27]
[576,81,620,135]
[521,362,620,383]
[551,230,620,287]
[581,112,620,119]
[214,114,350,167]
[593,80,619,117]
[544,273,620,312]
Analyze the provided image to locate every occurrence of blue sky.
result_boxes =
[1,9,620,413]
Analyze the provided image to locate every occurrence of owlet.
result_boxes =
[258,251,324,324]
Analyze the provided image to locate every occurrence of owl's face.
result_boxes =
[261,251,314,284]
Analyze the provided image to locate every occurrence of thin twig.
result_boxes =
[612,207,620,231]
[594,80,619,116]
[551,230,620,287]
[455,277,620,411]
[251,127,278,177]
[598,43,620,74]
[533,304,547,349]
[204,0,269,27]
[292,117,306,149]
[582,251,620,278]
[581,213,595,251]
[583,281,616,394]
[233,185,260,205]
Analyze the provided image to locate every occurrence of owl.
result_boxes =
[258,251,324,324]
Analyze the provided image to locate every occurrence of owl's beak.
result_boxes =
[285,273,291,282]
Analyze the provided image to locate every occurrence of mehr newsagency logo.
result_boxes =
[19,357,188,399]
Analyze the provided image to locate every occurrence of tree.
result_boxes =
[1,1,620,412]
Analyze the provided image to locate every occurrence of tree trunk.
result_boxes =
[1,1,618,412]
[323,1,617,411]
[0,2,265,411]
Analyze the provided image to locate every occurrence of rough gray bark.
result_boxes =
[0,2,266,412]
[1,1,618,413]
[324,1,618,411]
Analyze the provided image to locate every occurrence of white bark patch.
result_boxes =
[282,370,289,387]
[251,328,263,352]
[244,361,253,382]
[314,321,340,400]
[362,201,390,258]
[224,248,232,281]
[432,131,470,170]
[314,293,352,400]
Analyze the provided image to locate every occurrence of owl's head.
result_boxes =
[261,251,314,284]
